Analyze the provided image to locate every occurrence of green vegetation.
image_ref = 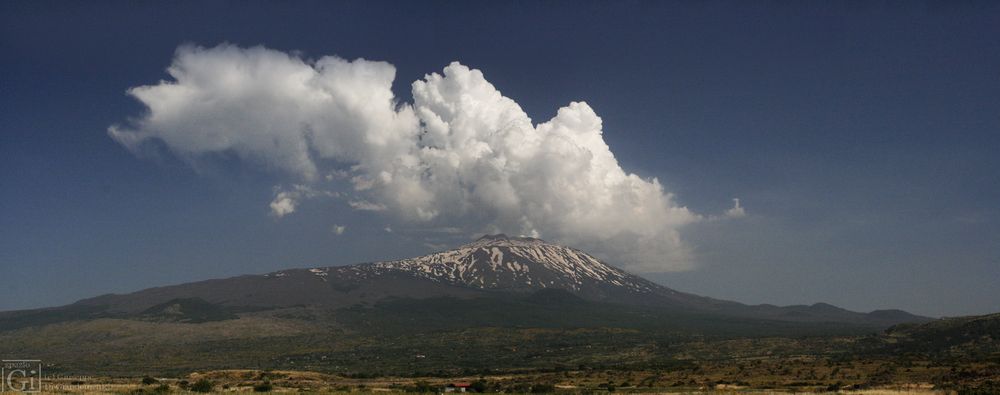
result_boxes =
[140,298,239,323]
[0,306,993,381]
[335,291,879,338]
[0,295,996,392]
[253,379,273,392]
[190,378,214,392]
[38,360,999,394]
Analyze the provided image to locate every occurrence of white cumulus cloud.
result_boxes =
[269,184,334,218]
[269,193,297,218]
[725,198,746,218]
[110,44,715,272]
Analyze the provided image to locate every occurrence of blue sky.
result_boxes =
[2,1,998,317]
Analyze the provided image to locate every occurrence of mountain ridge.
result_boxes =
[6,234,929,329]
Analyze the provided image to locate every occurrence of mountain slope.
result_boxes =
[0,234,943,375]
[9,234,925,331]
[876,313,1000,359]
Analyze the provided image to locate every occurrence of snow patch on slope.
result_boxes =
[325,235,654,293]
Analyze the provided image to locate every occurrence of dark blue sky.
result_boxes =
[2,1,998,316]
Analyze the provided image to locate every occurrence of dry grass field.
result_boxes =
[32,368,982,394]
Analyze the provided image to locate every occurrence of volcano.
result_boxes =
[4,234,927,329]
[0,234,935,375]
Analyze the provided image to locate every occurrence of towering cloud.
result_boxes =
[110,44,709,272]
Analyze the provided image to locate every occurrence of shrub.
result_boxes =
[469,380,487,393]
[142,376,159,385]
[190,379,214,393]
[129,384,171,395]
[413,380,435,393]
[254,380,273,392]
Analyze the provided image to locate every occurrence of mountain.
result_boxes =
[64,233,673,314]
[3,235,926,330]
[0,235,935,375]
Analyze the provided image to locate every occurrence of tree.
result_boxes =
[410,380,434,393]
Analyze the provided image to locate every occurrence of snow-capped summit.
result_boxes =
[327,234,657,299]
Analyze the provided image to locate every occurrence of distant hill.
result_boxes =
[874,313,1000,360]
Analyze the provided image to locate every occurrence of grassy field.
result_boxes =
[3,309,997,393]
